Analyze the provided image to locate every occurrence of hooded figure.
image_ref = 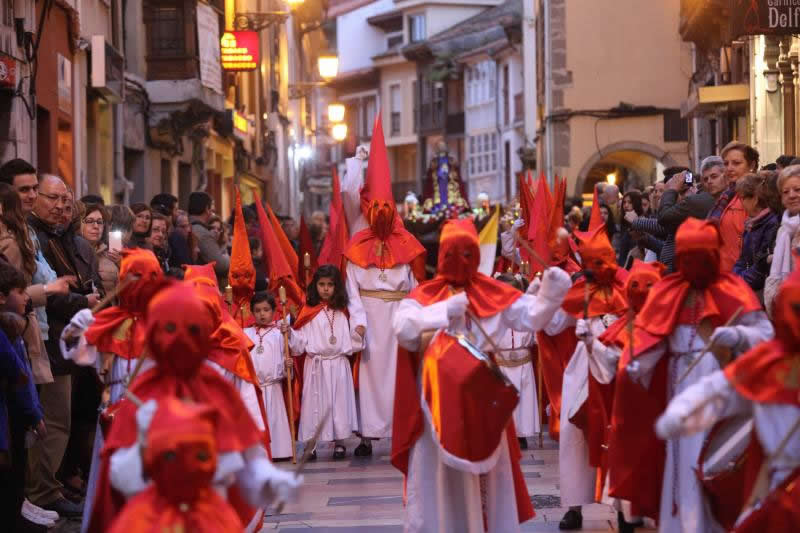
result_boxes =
[620,218,773,532]
[229,191,257,327]
[108,397,243,533]
[343,113,427,456]
[88,283,300,533]
[655,254,800,532]
[535,223,629,530]
[391,218,573,533]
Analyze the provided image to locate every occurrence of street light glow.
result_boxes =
[606,173,617,186]
[287,0,305,8]
[332,123,348,141]
[328,103,345,123]
[318,54,339,79]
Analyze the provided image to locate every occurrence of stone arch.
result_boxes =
[573,141,680,196]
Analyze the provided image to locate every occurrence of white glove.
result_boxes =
[446,292,469,320]
[710,326,741,350]
[655,411,682,440]
[526,277,541,296]
[67,309,95,335]
[59,309,95,361]
[575,319,591,340]
[538,267,572,302]
[511,218,525,233]
[265,466,303,503]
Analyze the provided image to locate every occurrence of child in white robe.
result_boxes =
[287,265,361,460]
[244,291,294,460]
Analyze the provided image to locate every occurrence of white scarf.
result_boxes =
[771,210,800,279]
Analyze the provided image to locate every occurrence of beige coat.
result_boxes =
[0,222,53,383]
[95,243,119,297]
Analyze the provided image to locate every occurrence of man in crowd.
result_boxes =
[27,174,101,518]
[150,193,178,224]
[188,191,229,287]
[168,209,193,269]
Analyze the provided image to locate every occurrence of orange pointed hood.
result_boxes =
[588,185,603,232]
[264,201,299,279]
[184,263,218,287]
[319,165,350,274]
[228,191,256,325]
[528,173,553,275]
[359,112,395,217]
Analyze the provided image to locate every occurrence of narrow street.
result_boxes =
[266,436,640,532]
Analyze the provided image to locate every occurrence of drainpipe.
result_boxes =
[495,57,503,203]
[543,0,553,181]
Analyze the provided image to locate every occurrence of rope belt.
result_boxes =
[359,289,408,301]
[495,354,532,367]
[309,353,346,361]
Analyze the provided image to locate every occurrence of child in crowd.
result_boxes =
[495,274,541,449]
[0,260,50,529]
[287,265,361,460]
[244,291,293,460]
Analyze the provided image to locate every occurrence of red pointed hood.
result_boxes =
[360,112,395,216]
[588,185,603,232]
[264,201,299,279]
[319,166,350,274]
[228,192,256,325]
[528,173,553,275]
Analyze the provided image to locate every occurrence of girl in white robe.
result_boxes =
[244,291,294,460]
[288,265,361,459]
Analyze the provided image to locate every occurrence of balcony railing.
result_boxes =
[391,112,401,136]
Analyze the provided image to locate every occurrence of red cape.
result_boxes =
[407,272,523,319]
[534,328,577,440]
[725,339,800,406]
[84,310,147,360]
[561,268,628,319]
[344,216,427,280]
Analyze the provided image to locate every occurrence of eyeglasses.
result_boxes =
[39,192,71,204]
[83,218,105,226]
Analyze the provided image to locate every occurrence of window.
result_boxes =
[363,96,377,137]
[148,3,185,57]
[408,14,425,43]
[390,84,401,136]
[412,80,418,132]
[468,133,498,177]
[387,32,403,50]
[465,60,496,107]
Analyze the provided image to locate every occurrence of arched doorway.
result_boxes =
[574,141,680,195]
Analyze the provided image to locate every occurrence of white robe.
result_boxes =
[627,311,774,533]
[392,288,566,533]
[346,261,418,438]
[244,326,294,459]
[544,310,616,507]
[496,329,540,437]
[288,308,361,442]
[341,155,368,236]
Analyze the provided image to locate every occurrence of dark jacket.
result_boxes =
[657,189,715,272]
[28,215,101,375]
[733,210,780,292]
[168,230,193,270]
[0,321,42,453]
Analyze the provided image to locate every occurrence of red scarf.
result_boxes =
[560,270,628,319]
[344,216,426,278]
[408,272,522,319]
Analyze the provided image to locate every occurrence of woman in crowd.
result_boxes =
[714,141,758,271]
[617,190,644,266]
[209,215,227,251]
[733,173,781,297]
[147,212,171,272]
[129,203,152,249]
[599,203,617,245]
[765,164,800,313]
[79,203,119,297]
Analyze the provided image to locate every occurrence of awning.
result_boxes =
[681,83,749,118]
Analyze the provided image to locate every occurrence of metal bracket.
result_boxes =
[234,12,290,31]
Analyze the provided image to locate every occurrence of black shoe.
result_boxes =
[354,441,372,457]
[61,484,83,504]
[518,437,528,450]
[41,496,84,518]
[617,512,643,533]
[558,509,582,530]
[333,445,346,460]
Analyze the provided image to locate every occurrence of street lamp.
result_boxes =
[331,123,348,141]
[318,54,339,80]
[606,173,617,186]
[328,103,345,123]
[287,0,305,6]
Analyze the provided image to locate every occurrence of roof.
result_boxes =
[367,9,403,32]
[402,0,522,60]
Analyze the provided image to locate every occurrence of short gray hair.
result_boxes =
[778,164,800,190]
[699,156,724,174]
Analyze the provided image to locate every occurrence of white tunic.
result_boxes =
[346,261,418,438]
[288,308,361,442]
[392,288,566,533]
[244,326,294,459]
[341,156,368,236]
[627,311,774,533]
[496,329,540,437]
[544,310,616,507]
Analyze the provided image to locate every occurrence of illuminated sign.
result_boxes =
[220,31,259,71]
[233,111,249,136]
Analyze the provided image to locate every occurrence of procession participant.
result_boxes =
[655,255,800,532]
[391,218,572,533]
[59,248,164,531]
[624,218,772,533]
[345,113,426,456]
[578,260,666,531]
[87,282,300,533]
[494,273,540,449]
[288,265,361,460]
[244,291,293,460]
[538,224,628,531]
[108,397,243,533]
[340,143,370,236]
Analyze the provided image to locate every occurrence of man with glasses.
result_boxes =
[27,174,102,519]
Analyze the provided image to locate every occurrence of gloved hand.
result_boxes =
[655,411,683,440]
[526,276,541,296]
[446,292,469,320]
[710,326,741,350]
[266,466,303,503]
[538,267,572,302]
[511,218,525,235]
[67,309,95,335]
[575,319,591,341]
[624,210,638,224]
[59,309,95,361]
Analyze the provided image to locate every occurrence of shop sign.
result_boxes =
[730,0,800,37]
[233,111,250,138]
[220,31,259,71]
[0,54,16,89]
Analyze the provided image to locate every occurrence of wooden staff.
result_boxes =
[536,346,544,448]
[677,306,744,384]
[279,286,298,464]
[513,235,549,271]
[303,252,311,286]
